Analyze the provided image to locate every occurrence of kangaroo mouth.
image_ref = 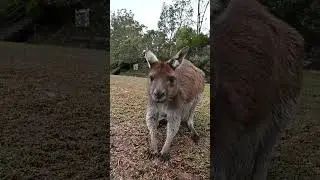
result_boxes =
[155,99,165,103]
[153,96,166,103]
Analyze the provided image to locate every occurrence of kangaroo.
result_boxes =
[143,47,205,161]
[211,0,305,179]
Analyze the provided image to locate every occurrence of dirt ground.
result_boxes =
[0,43,108,179]
[110,75,210,179]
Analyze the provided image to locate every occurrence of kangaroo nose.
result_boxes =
[154,90,165,99]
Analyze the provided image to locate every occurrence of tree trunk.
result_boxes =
[197,0,201,34]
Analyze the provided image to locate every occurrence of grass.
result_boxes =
[111,70,320,179]
[110,75,210,179]
[268,70,320,179]
[1,41,318,179]
[0,42,108,179]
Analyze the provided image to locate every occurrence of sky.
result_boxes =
[110,0,210,35]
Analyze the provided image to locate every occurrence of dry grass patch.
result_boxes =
[110,75,210,179]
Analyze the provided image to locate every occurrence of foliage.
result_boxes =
[157,0,194,56]
[191,54,210,80]
[0,0,44,22]
[175,26,209,50]
[25,0,45,19]
[110,0,210,78]
[141,29,170,59]
[158,0,194,41]
[262,0,320,46]
[110,9,146,67]
[173,26,209,77]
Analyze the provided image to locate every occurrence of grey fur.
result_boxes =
[146,93,202,157]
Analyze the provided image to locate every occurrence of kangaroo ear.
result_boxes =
[167,46,190,69]
[142,50,159,68]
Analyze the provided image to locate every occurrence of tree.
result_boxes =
[196,0,209,34]
[110,9,146,68]
[157,0,194,55]
[174,25,209,77]
[174,26,209,50]
[141,30,169,58]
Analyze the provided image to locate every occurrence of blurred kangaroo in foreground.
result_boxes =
[212,0,304,179]
[143,47,205,161]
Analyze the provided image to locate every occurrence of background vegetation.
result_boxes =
[0,0,107,48]
[110,0,210,80]
[111,0,320,80]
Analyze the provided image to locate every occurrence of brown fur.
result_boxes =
[148,59,205,104]
[144,47,205,160]
[212,0,304,179]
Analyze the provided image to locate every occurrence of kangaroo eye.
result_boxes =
[149,76,154,81]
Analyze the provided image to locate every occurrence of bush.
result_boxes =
[190,54,210,82]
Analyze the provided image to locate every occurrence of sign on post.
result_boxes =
[75,8,90,27]
[133,64,139,71]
